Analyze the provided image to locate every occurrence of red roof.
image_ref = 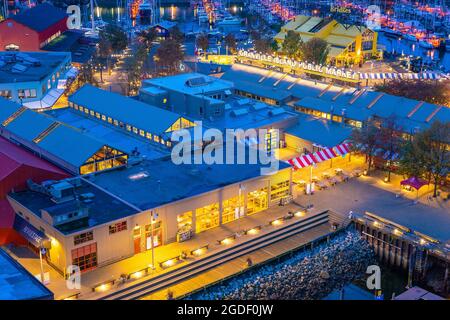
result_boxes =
[0,200,14,228]
[0,137,67,179]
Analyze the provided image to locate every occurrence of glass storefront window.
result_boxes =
[145,221,162,249]
[247,188,268,215]
[196,203,219,233]
[222,196,241,224]
[271,180,290,201]
[177,211,192,232]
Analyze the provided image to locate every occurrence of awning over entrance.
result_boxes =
[287,143,351,170]
[358,72,444,80]
[13,215,49,248]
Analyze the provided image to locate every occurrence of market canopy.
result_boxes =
[400,176,428,190]
[287,143,351,170]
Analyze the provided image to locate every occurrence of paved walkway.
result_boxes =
[296,172,450,244]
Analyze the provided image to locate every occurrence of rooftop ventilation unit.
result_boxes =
[11,63,28,73]
[230,108,249,117]
[48,181,75,203]
[186,76,212,87]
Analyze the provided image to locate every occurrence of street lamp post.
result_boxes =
[150,210,156,270]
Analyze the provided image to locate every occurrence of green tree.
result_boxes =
[137,28,157,49]
[100,24,128,53]
[375,80,450,107]
[350,119,380,175]
[253,38,271,54]
[281,30,302,59]
[378,115,402,182]
[224,33,237,54]
[123,44,148,95]
[170,26,184,44]
[154,38,184,75]
[95,37,112,82]
[399,121,449,197]
[299,37,330,64]
[196,33,209,52]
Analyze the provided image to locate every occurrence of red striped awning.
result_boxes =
[287,143,351,170]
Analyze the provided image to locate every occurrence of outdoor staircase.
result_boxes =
[97,210,331,300]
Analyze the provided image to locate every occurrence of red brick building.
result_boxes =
[0,137,69,245]
[0,3,68,51]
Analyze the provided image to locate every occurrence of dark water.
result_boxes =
[353,261,408,300]
[379,33,450,71]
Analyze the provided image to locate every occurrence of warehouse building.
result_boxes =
[0,51,75,108]
[0,3,68,51]
[274,15,380,67]
[0,98,128,175]
[68,85,197,148]
[7,155,292,274]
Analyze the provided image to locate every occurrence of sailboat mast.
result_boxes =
[90,0,95,32]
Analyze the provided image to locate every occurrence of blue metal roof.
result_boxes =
[69,85,184,135]
[5,109,55,141]
[286,114,352,147]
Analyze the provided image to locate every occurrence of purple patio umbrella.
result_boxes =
[400,177,428,202]
[400,177,428,190]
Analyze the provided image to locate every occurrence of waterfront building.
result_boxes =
[274,15,380,67]
[6,154,292,274]
[0,51,75,108]
[0,248,54,300]
[0,3,68,51]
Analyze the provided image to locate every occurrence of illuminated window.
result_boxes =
[270,180,290,201]
[139,129,145,137]
[154,136,160,143]
[247,188,268,215]
[177,211,192,231]
[102,115,106,121]
[196,203,219,232]
[71,243,97,272]
[107,117,112,123]
[126,124,131,131]
[222,196,240,224]
[90,110,95,116]
[133,127,138,134]
[113,120,118,126]
[146,132,152,140]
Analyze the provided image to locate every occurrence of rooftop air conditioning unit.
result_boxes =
[48,181,75,203]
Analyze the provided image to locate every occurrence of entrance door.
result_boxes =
[134,237,141,254]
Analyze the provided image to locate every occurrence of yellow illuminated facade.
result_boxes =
[79,145,128,175]
[274,15,380,67]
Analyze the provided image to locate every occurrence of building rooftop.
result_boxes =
[8,178,139,235]
[0,98,124,172]
[9,3,67,32]
[0,51,70,83]
[201,97,299,131]
[142,73,234,96]
[295,89,450,133]
[69,85,187,136]
[0,248,54,300]
[45,108,170,160]
[221,64,349,102]
[0,136,67,181]
[92,155,289,211]
[285,113,352,147]
[42,30,96,64]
